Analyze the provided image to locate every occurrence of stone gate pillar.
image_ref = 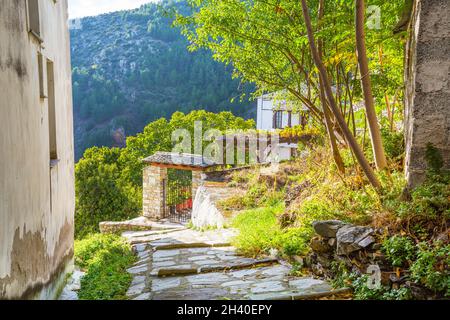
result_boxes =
[192,170,203,200]
[143,165,167,219]
[404,0,450,188]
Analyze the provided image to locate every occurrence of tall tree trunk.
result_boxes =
[300,0,381,190]
[318,0,345,174]
[355,0,388,170]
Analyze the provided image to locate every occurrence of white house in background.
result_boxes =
[256,93,309,131]
[256,93,310,161]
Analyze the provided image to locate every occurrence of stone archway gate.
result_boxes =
[142,152,217,223]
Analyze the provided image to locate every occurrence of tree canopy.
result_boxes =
[75,110,254,237]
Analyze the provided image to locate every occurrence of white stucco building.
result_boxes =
[256,93,309,131]
[256,93,310,161]
[0,0,74,299]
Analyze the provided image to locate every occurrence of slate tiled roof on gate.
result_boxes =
[142,152,216,169]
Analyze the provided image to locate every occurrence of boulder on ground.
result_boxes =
[336,225,374,255]
[191,187,225,229]
[310,237,333,253]
[312,220,347,238]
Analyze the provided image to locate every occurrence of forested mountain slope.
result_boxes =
[70,0,255,159]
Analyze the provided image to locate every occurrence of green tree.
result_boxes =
[175,0,405,189]
[75,147,141,238]
[75,110,254,238]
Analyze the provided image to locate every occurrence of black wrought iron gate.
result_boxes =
[163,169,193,223]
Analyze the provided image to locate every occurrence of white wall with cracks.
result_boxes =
[0,0,75,299]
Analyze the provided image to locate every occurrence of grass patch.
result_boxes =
[231,204,309,257]
[74,233,136,300]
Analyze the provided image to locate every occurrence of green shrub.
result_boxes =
[410,241,450,297]
[381,127,405,160]
[351,275,412,300]
[219,180,284,211]
[75,147,141,239]
[382,236,416,267]
[275,228,310,256]
[75,234,136,300]
[396,174,450,219]
[231,204,309,257]
[75,111,255,239]
[425,143,444,174]
[231,205,283,256]
[330,261,352,289]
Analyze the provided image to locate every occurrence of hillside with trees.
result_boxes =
[72,0,449,301]
[70,0,255,159]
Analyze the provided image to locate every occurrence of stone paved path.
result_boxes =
[123,227,347,300]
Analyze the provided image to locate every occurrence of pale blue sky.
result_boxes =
[68,0,158,19]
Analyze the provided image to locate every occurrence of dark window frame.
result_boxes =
[274,111,283,129]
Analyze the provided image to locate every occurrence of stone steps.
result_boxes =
[100,216,186,235]
[123,227,345,300]
[152,242,232,251]
[153,257,279,277]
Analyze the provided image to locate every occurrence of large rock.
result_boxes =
[336,225,374,255]
[310,237,332,253]
[191,187,225,229]
[312,220,346,238]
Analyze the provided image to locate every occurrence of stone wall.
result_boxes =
[307,220,443,299]
[143,166,167,220]
[405,0,450,188]
[0,0,75,299]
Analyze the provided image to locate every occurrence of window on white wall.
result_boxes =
[27,0,42,40]
[47,60,58,161]
[274,111,283,129]
[38,52,47,98]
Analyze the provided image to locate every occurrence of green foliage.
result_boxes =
[396,174,450,220]
[351,275,412,300]
[75,110,254,238]
[231,205,283,256]
[336,272,412,300]
[75,147,141,238]
[279,126,325,147]
[410,241,450,296]
[231,204,308,257]
[74,234,136,300]
[220,182,283,211]
[331,263,413,300]
[425,143,444,174]
[71,1,255,159]
[380,287,413,300]
[175,0,405,146]
[381,127,405,161]
[330,261,352,289]
[285,147,390,226]
[341,239,450,299]
[382,236,416,267]
[119,110,254,187]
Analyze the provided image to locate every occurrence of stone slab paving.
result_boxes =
[151,246,278,276]
[150,265,335,300]
[100,216,186,234]
[124,227,341,300]
[149,228,237,249]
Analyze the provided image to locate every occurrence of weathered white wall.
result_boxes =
[0,0,75,299]
[405,0,450,188]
